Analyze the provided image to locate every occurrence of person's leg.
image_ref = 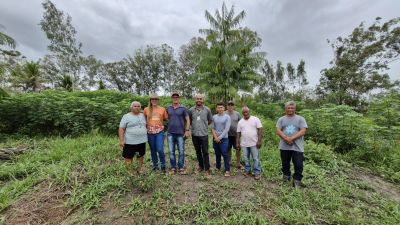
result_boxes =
[156,131,166,171]
[177,135,185,170]
[168,134,176,171]
[235,148,241,168]
[220,138,230,172]
[213,140,222,170]
[242,147,251,174]
[124,158,134,176]
[292,151,304,182]
[280,150,292,181]
[192,136,204,170]
[148,133,158,170]
[201,136,210,171]
[250,146,261,177]
[137,156,144,175]
[228,136,234,165]
[136,143,146,175]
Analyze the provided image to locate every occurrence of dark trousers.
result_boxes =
[192,136,210,171]
[280,150,304,181]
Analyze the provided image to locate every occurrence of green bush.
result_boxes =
[0,90,195,136]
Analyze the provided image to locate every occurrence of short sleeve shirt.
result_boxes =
[188,106,212,136]
[167,105,189,135]
[226,110,241,136]
[144,106,168,134]
[119,113,147,145]
[276,115,308,152]
[237,116,262,147]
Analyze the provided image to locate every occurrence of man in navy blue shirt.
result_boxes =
[167,91,190,175]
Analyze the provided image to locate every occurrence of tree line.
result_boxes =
[1,1,399,108]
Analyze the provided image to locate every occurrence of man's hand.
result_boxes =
[119,141,124,149]
[256,140,262,149]
[236,144,240,150]
[214,137,221,143]
[184,130,191,138]
[284,136,293,145]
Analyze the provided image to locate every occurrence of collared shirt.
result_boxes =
[167,104,189,135]
[188,105,212,136]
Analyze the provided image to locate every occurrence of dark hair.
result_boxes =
[216,101,225,107]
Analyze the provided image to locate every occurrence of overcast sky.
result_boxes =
[1,0,399,86]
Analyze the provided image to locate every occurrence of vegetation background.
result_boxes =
[0,1,399,224]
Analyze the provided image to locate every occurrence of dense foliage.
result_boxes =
[0,90,194,136]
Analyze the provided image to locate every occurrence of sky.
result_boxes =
[1,0,399,86]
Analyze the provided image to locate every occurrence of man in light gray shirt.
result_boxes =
[276,101,308,188]
[188,94,212,175]
[226,101,242,169]
[212,102,231,177]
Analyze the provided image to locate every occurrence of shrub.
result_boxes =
[0,90,195,136]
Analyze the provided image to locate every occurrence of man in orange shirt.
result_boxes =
[144,93,168,173]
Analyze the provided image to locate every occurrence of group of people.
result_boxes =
[118,91,307,187]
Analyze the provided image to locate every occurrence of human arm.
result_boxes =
[236,132,241,150]
[275,127,293,145]
[286,128,307,142]
[217,115,231,140]
[256,127,262,149]
[118,128,125,149]
[211,117,220,143]
[184,113,191,138]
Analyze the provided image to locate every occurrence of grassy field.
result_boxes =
[0,133,399,225]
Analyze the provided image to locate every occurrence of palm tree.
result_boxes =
[11,61,43,92]
[0,31,16,49]
[196,3,262,101]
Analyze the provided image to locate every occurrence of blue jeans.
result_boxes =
[213,138,230,172]
[167,133,185,169]
[148,131,166,170]
[242,146,261,175]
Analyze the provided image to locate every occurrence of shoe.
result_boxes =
[179,168,187,175]
[206,170,211,177]
[137,170,142,176]
[293,180,302,189]
[243,172,251,177]
[236,164,243,169]
[283,175,291,182]
[169,169,176,175]
[224,171,231,177]
[161,168,166,174]
[196,167,204,174]
[254,174,260,180]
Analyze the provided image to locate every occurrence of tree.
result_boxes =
[259,59,308,102]
[10,61,44,92]
[159,44,178,95]
[317,17,400,107]
[40,0,83,90]
[80,55,103,90]
[101,61,132,92]
[195,3,262,101]
[176,37,207,98]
